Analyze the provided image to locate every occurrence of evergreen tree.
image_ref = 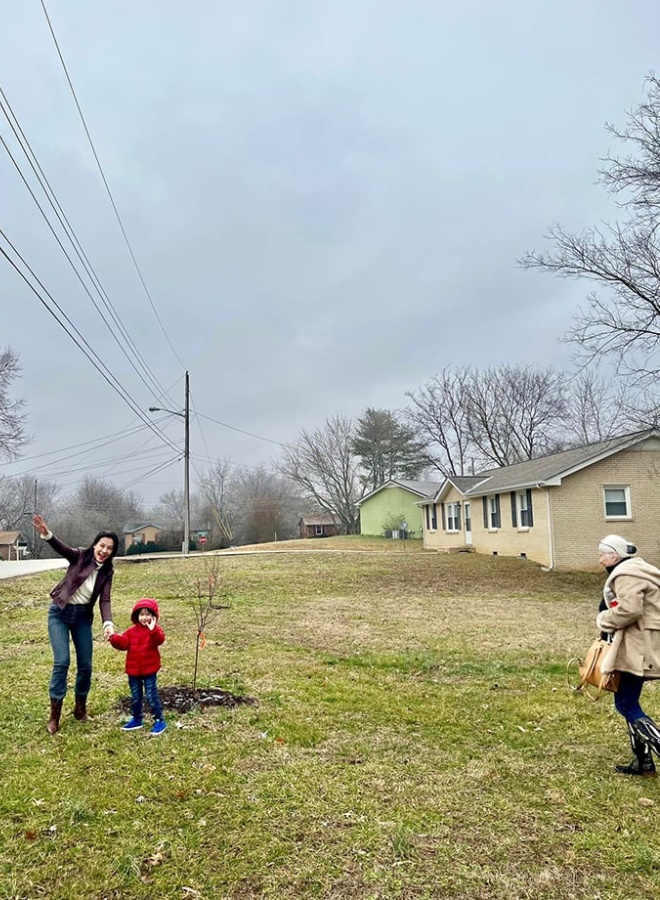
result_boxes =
[352,408,428,492]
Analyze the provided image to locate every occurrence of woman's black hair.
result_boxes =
[82,531,120,567]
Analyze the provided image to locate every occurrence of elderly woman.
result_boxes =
[33,514,119,734]
[597,534,660,776]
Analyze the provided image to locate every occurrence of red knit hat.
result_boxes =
[131,598,160,623]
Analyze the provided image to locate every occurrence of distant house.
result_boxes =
[358,480,441,538]
[123,523,163,553]
[298,514,342,539]
[418,429,660,570]
[0,531,26,561]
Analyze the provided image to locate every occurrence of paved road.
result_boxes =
[0,558,68,580]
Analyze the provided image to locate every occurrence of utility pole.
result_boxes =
[33,479,38,558]
[149,370,191,557]
[183,370,190,556]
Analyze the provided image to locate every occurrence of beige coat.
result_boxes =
[597,557,660,678]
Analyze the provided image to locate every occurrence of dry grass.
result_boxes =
[0,541,658,899]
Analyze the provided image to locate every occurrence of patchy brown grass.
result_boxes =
[1,545,658,900]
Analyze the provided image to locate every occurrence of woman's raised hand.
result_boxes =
[32,514,48,536]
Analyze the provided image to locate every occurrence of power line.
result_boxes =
[0,418,160,467]
[25,445,176,481]
[0,228,181,454]
[39,0,187,372]
[0,86,175,407]
[194,411,284,446]
[116,455,184,492]
[57,453,182,489]
[2,423,173,479]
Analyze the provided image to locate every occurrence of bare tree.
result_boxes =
[406,365,567,472]
[174,555,230,690]
[234,467,300,545]
[0,475,60,557]
[0,348,29,460]
[50,477,144,549]
[405,367,474,476]
[153,489,185,527]
[521,75,660,382]
[561,371,631,445]
[464,365,567,466]
[196,458,239,546]
[278,415,362,533]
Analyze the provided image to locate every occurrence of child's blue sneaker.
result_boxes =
[121,717,143,731]
[150,719,167,736]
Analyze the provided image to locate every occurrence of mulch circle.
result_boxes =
[117,685,257,714]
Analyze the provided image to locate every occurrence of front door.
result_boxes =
[464,501,472,546]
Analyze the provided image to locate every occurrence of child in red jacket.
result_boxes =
[109,598,166,735]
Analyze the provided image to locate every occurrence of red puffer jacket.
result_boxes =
[109,598,165,676]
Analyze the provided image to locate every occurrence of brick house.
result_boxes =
[418,429,660,570]
[123,523,162,553]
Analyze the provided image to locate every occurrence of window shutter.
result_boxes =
[482,496,488,528]
[494,494,501,529]
[457,503,462,531]
[526,489,534,527]
[441,504,446,531]
[425,506,430,530]
[511,492,517,527]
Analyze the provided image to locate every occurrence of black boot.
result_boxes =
[47,699,63,735]
[73,694,88,721]
[632,716,660,756]
[616,721,657,776]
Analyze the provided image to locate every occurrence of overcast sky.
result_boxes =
[1,1,658,507]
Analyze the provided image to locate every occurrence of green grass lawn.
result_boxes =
[1,540,658,899]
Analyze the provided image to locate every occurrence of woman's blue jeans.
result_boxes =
[128,674,163,721]
[47,603,93,701]
[614,671,646,722]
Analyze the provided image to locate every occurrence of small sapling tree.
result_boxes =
[176,555,230,691]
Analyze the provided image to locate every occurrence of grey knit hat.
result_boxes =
[598,534,637,558]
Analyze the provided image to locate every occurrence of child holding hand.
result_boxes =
[109,598,167,735]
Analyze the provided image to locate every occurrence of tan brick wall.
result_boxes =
[422,443,660,570]
[470,487,552,566]
[424,485,552,563]
[551,444,660,570]
[423,484,468,551]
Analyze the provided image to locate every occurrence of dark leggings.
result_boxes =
[614,672,646,722]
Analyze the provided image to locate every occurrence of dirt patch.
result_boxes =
[117,685,257,713]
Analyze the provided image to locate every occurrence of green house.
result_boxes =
[358,480,440,538]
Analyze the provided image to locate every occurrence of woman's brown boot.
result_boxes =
[73,694,88,721]
[47,699,63,734]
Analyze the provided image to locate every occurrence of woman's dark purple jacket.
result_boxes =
[47,534,114,623]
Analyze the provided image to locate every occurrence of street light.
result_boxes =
[149,370,190,556]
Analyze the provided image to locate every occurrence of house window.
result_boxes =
[315,525,323,535]
[483,494,500,530]
[604,485,631,519]
[426,505,438,531]
[445,502,461,533]
[517,490,534,528]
